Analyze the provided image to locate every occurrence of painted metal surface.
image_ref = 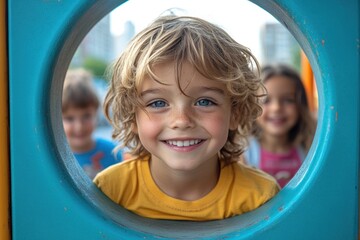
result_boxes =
[8,0,359,239]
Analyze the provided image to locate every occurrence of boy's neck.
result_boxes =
[149,158,220,201]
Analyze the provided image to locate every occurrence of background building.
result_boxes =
[260,22,300,68]
[113,20,135,57]
[71,15,114,67]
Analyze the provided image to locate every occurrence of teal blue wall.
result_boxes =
[9,0,359,239]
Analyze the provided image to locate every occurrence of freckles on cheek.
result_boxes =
[136,112,161,138]
[139,121,158,133]
[206,114,231,137]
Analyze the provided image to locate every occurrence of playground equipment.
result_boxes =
[1,0,358,239]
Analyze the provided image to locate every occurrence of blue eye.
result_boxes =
[196,99,214,106]
[149,100,167,108]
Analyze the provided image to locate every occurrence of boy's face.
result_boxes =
[135,61,237,173]
[62,106,97,153]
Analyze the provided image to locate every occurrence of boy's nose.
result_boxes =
[169,107,195,129]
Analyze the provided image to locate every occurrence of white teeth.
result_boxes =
[167,139,201,147]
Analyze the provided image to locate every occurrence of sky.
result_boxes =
[110,0,278,63]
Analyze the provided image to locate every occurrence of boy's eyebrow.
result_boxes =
[204,87,225,93]
[140,88,163,97]
[190,86,226,96]
[140,87,226,96]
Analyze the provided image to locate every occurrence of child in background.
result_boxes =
[94,15,279,221]
[244,65,316,188]
[62,68,122,179]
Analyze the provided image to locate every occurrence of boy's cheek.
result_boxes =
[62,122,72,135]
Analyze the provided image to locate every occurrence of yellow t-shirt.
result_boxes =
[94,156,279,221]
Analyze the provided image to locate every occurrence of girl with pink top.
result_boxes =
[244,65,316,187]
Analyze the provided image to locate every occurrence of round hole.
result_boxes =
[51,0,321,238]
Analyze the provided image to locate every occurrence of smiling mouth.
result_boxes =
[165,139,203,147]
[267,117,286,123]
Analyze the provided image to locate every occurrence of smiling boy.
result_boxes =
[94,15,279,221]
[62,69,122,179]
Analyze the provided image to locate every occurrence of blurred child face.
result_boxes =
[257,76,299,139]
[135,61,237,173]
[62,106,97,153]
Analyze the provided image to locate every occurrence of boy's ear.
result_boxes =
[229,110,240,130]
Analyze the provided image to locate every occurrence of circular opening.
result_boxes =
[51,0,320,238]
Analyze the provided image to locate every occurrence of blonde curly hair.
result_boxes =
[104,15,265,164]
